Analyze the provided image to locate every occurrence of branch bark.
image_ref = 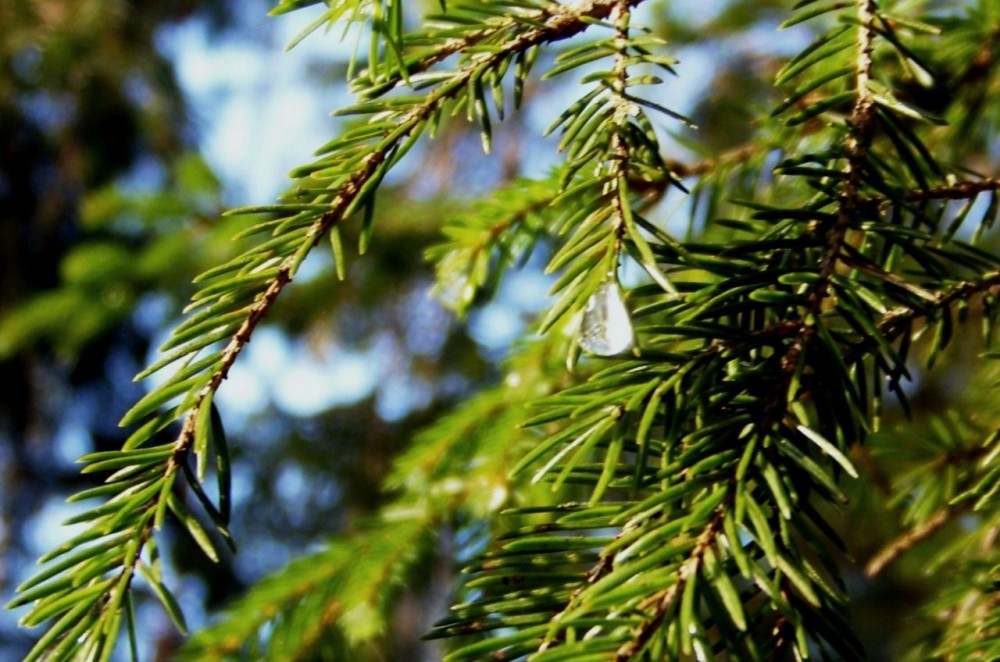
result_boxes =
[865,507,954,577]
[903,178,1000,201]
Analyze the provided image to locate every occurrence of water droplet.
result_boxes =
[579,281,635,356]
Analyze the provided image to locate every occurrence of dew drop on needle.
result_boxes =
[579,281,634,356]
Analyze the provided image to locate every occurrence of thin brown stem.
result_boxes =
[608,0,633,248]
[664,143,761,179]
[903,178,1000,202]
[357,1,632,95]
[781,0,879,373]
[613,513,724,661]
[870,269,1000,350]
[865,507,954,577]
[535,6,635,650]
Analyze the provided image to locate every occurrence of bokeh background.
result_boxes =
[1,0,996,660]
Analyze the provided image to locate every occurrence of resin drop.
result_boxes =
[579,282,635,356]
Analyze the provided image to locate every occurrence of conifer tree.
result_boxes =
[6,0,1000,659]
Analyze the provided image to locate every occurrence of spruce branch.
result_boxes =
[184,340,561,658]
[181,519,430,661]
[352,1,565,99]
[534,0,690,340]
[608,0,635,249]
[781,0,879,373]
[11,2,656,658]
[12,1,1000,659]
[871,269,1000,349]
[863,406,1000,657]
[427,176,566,315]
[437,0,1000,658]
[610,4,890,652]
[612,511,723,661]
[380,0,997,656]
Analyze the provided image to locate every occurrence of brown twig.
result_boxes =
[609,0,634,246]
[865,507,955,577]
[870,270,1000,349]
[865,434,995,577]
[536,6,636,649]
[780,0,878,374]
[902,178,1000,202]
[613,513,724,661]
[664,143,761,179]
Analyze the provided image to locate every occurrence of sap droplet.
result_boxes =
[579,282,635,356]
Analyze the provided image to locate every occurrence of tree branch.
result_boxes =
[865,507,955,577]
[158,0,651,539]
[664,143,761,179]
[548,7,893,656]
[902,178,1000,201]
[873,270,1000,346]
[51,2,653,654]
[780,0,879,373]
[613,512,724,661]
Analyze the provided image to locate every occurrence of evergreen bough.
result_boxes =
[7,0,1000,659]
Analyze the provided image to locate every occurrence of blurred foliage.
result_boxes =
[0,154,224,361]
[0,0,998,661]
